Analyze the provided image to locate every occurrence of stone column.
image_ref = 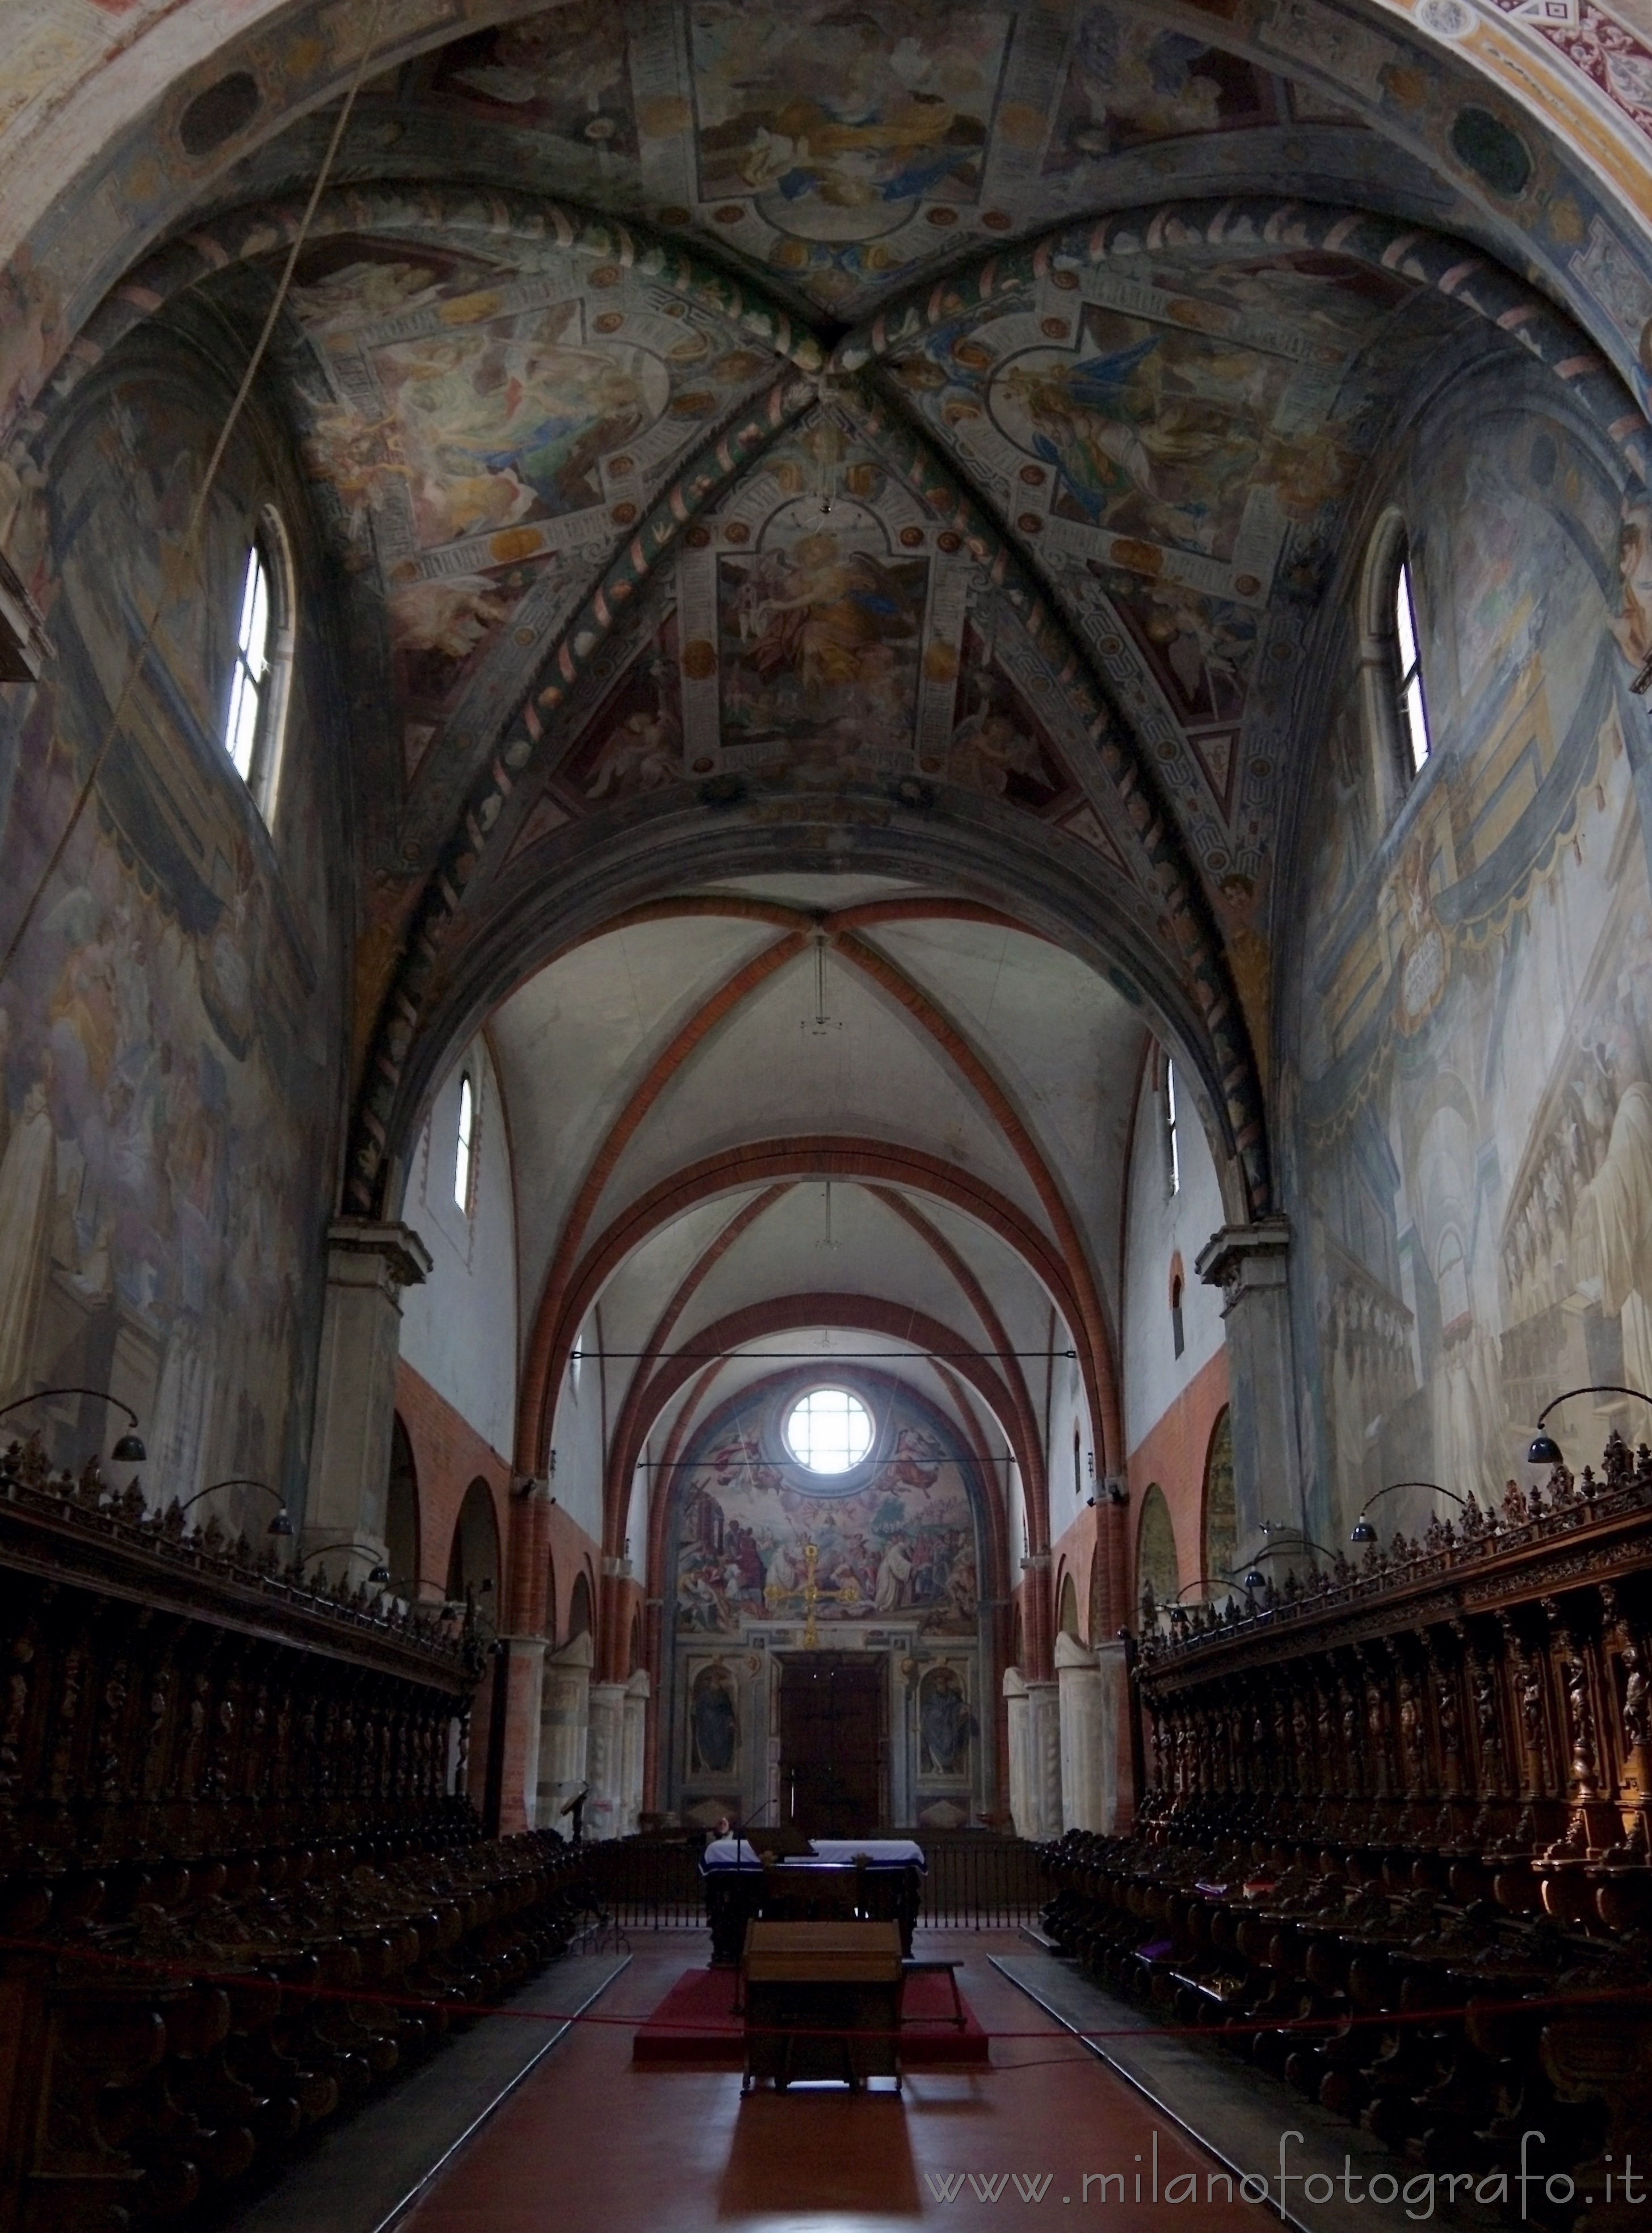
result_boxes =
[1196,1216,1301,1551]
[621,1669,650,1836]
[1025,1678,1063,1839]
[1097,1637,1138,1832]
[1056,1630,1106,1832]
[585,1680,629,1841]
[537,1631,593,1831]
[302,1220,431,1585]
[1003,1667,1031,1835]
[496,1636,545,1837]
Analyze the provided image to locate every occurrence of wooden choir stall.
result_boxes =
[1042,1431,1652,2231]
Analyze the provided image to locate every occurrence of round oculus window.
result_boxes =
[784,1387,873,1475]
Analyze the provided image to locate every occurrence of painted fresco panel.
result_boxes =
[1286,380,1652,1536]
[675,1421,979,1640]
[0,346,343,1517]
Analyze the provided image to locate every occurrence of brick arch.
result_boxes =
[519,1136,1092,1505]
[514,913,1119,1508]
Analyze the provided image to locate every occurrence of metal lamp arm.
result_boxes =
[0,1386,140,1431]
[1355,1480,1465,1523]
[178,1478,285,1516]
[1534,1384,1652,1428]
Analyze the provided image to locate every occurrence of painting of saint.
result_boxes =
[690,1,1010,241]
[690,1662,738,1777]
[720,530,926,756]
[919,1666,976,1778]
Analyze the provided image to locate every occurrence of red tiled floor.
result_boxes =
[398,1931,1266,2232]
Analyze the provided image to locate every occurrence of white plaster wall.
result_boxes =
[1121,1055,1226,1450]
[399,1038,518,1459]
[548,1312,606,1546]
[1045,1352,1094,1547]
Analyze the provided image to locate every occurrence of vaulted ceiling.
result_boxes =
[9,1,1652,1569]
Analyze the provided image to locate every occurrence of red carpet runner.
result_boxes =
[632,1963,991,2066]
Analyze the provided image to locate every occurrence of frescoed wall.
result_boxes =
[1280,355,1652,1543]
[0,328,348,1531]
[663,1374,993,1829]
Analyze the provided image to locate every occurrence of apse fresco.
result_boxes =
[0,351,343,1513]
[672,1414,981,1640]
[1284,380,1652,1530]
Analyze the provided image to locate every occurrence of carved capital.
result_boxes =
[1195,1215,1292,1309]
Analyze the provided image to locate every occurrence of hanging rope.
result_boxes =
[0,0,389,984]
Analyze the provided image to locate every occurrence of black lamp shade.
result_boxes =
[369,1563,392,1586]
[1527,1430,1563,1467]
[1243,1567,1265,1592]
[111,1429,146,1463]
[1350,1517,1376,1544]
[268,1509,295,1537]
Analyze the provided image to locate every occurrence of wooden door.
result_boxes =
[777,1655,884,1837]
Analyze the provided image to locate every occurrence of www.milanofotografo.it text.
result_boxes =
[920,2133,1646,2216]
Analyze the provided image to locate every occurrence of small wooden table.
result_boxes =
[741,1920,905,2092]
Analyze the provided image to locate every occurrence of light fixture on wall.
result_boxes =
[1348,1479,1463,1544]
[1255,1520,1339,1563]
[178,1478,293,1537]
[0,1387,146,1464]
[1525,1384,1652,1468]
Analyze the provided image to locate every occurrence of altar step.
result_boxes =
[631,1961,990,2065]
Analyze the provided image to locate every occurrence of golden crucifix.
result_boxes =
[764,1539,861,1648]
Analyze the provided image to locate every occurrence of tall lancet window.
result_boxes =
[221,511,294,816]
[454,1074,476,1215]
[1394,549,1432,772]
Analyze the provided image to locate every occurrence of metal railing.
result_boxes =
[575,1831,1045,1931]
[917,1832,1046,1928]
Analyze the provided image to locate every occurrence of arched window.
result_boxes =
[1058,1571,1079,1637]
[1163,1056,1182,1197]
[453,1073,476,1214]
[1393,547,1431,771]
[568,1571,594,1637]
[385,1413,421,1597]
[221,510,293,813]
[446,1477,501,1608]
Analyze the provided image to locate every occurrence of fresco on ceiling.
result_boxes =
[672,1411,981,1640]
[0,350,342,1523]
[688,1,1009,241]
[286,232,779,782]
[889,248,1473,892]
[431,4,637,156]
[717,520,928,773]
[1043,7,1281,170]
[535,412,1108,866]
[1284,384,1652,1539]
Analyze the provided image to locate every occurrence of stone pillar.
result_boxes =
[1003,1667,1031,1835]
[1095,1637,1133,1832]
[495,1637,546,1836]
[585,1680,628,1841]
[536,1631,592,1830]
[621,1669,650,1837]
[1026,1678,1062,1839]
[301,1220,431,1585]
[1196,1216,1301,1551]
[1056,1631,1105,1832]
[1004,1667,1063,1839]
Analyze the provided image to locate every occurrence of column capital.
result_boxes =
[1195,1215,1292,1309]
[325,1217,432,1298]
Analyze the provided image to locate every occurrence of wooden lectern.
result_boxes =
[741,1920,905,2092]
